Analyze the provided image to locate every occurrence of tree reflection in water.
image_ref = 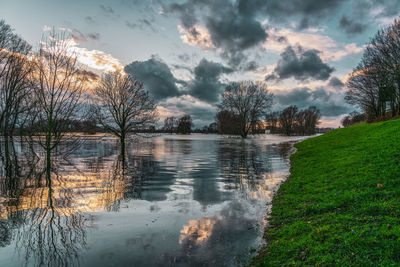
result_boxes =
[0,137,157,267]
[218,140,273,195]
[0,137,88,267]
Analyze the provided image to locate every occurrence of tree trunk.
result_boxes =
[120,133,126,159]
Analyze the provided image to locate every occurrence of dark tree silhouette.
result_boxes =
[176,115,192,134]
[0,20,33,136]
[346,19,400,120]
[295,106,320,135]
[341,111,366,127]
[279,105,298,136]
[216,110,241,135]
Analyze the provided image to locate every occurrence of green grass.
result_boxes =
[252,119,400,266]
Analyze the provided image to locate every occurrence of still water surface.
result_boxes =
[0,134,307,267]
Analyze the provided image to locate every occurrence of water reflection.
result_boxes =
[0,134,307,267]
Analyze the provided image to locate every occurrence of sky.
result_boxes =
[1,0,400,128]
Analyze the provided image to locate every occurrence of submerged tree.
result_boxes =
[93,71,157,153]
[216,110,241,135]
[219,81,273,138]
[29,30,84,155]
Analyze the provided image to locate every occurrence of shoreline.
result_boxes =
[251,119,400,266]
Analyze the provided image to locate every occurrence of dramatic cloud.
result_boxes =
[125,56,184,101]
[46,38,123,72]
[178,25,215,50]
[339,15,367,35]
[189,59,233,103]
[166,0,267,68]
[266,45,334,82]
[263,27,363,61]
[274,87,352,117]
[262,0,345,29]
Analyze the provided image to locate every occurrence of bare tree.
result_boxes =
[0,20,15,75]
[92,71,157,153]
[279,105,298,136]
[29,30,84,155]
[296,106,320,135]
[219,81,273,138]
[0,20,33,136]
[346,19,400,120]
[163,116,177,134]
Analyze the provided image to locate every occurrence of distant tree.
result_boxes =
[279,105,298,136]
[29,30,84,154]
[216,110,241,135]
[208,122,217,133]
[176,115,192,134]
[346,19,400,120]
[92,71,157,153]
[265,111,279,133]
[296,106,321,135]
[163,116,176,133]
[219,81,273,138]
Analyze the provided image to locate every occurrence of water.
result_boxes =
[0,134,308,267]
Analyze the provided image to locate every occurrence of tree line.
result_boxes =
[215,105,321,136]
[162,81,322,137]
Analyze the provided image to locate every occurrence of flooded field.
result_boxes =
[0,134,308,266]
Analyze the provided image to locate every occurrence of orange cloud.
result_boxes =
[178,25,215,50]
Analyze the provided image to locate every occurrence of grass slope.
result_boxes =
[252,119,400,266]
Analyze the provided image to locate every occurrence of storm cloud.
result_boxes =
[274,87,352,117]
[166,0,267,68]
[125,56,183,101]
[262,0,345,29]
[189,58,233,103]
[266,45,334,82]
[339,15,367,35]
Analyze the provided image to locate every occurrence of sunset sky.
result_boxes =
[2,0,399,127]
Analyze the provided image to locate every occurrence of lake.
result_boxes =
[0,134,308,267]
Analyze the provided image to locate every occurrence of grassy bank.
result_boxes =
[252,119,400,266]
